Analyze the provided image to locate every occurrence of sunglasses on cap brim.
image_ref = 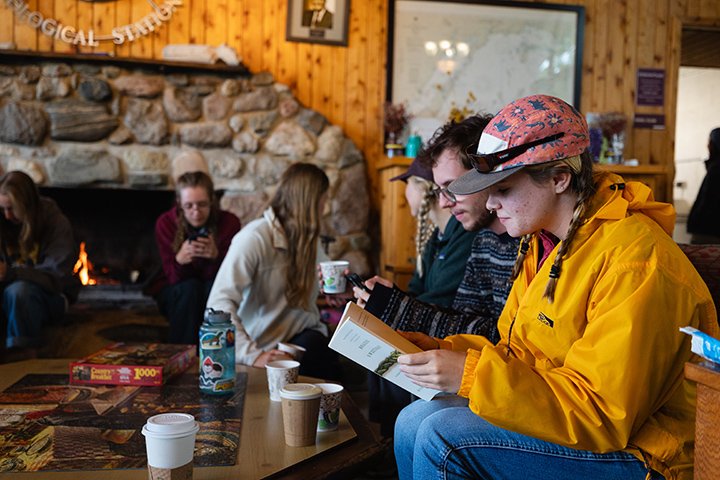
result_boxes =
[468,132,565,173]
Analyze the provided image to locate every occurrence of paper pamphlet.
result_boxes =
[329,302,441,401]
[680,326,720,364]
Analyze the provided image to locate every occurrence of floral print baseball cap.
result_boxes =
[449,94,589,195]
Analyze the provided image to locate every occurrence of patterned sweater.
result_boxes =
[366,229,519,344]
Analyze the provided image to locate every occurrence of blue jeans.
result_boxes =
[3,280,66,348]
[395,396,663,480]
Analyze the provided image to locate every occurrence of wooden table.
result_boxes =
[0,359,384,479]
[685,361,720,480]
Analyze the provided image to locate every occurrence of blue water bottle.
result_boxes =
[199,308,236,395]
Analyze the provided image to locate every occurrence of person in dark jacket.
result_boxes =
[392,156,476,307]
[359,115,518,441]
[687,127,720,244]
[154,171,241,344]
[0,171,79,351]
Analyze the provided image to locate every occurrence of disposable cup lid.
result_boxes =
[319,260,349,267]
[142,413,199,438]
[266,359,300,370]
[280,383,322,400]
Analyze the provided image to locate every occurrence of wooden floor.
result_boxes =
[41,299,168,359]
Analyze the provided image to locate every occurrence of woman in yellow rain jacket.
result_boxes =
[393,94,717,480]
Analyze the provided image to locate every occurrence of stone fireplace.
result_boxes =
[0,51,372,288]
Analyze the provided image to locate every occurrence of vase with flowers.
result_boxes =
[587,112,627,164]
[384,102,412,157]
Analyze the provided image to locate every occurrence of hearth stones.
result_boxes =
[0,101,48,145]
[49,149,121,184]
[46,100,118,141]
[78,78,112,102]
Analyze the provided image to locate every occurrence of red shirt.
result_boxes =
[154,206,241,287]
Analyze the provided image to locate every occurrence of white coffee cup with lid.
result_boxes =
[142,412,199,475]
[280,383,322,446]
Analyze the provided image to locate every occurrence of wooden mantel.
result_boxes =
[0,49,251,77]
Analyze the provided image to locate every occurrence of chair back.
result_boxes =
[678,243,720,321]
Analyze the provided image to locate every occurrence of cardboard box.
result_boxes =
[70,342,196,386]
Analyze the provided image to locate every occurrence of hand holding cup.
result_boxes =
[319,260,350,294]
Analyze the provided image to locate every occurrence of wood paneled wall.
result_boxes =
[2,0,720,205]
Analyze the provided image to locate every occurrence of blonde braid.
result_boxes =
[542,153,597,302]
[414,180,436,277]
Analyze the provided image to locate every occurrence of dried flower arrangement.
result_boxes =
[448,91,477,123]
[384,102,412,143]
[597,112,627,139]
[586,112,627,164]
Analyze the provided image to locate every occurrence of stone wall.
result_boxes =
[0,56,372,275]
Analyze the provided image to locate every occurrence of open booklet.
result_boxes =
[329,301,441,401]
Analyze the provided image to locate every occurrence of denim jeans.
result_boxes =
[3,280,66,348]
[395,396,663,480]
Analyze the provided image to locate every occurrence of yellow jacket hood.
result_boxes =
[589,172,676,236]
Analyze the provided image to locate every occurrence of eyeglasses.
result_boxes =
[431,185,457,204]
[469,133,565,173]
[181,201,210,211]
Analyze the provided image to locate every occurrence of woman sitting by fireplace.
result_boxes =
[0,170,79,353]
[154,171,241,345]
[207,162,341,380]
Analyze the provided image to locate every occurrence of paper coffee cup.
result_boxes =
[277,342,307,361]
[280,383,322,447]
[266,360,300,402]
[319,260,350,294]
[315,383,344,431]
[141,412,199,478]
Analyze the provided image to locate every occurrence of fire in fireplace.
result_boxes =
[41,186,175,287]
[73,242,97,286]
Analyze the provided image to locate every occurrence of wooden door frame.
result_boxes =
[667,16,720,204]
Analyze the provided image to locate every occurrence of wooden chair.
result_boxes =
[678,243,720,317]
[679,243,720,480]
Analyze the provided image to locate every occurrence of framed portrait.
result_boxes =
[387,0,585,141]
[286,0,351,46]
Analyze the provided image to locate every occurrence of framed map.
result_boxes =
[387,0,585,142]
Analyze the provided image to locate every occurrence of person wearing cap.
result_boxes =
[390,155,476,307]
[357,114,518,342]
[360,115,518,443]
[687,127,720,244]
[393,94,717,480]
